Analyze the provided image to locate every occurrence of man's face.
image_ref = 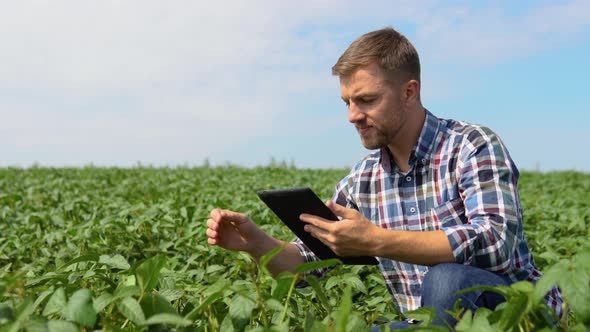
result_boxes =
[339,63,407,150]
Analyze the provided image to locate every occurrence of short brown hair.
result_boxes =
[332,27,420,83]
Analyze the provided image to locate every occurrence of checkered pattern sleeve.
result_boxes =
[441,126,522,273]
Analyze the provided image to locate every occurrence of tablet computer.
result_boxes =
[257,187,379,265]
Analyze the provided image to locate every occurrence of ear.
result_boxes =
[403,79,420,104]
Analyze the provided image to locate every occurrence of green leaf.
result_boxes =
[63,288,97,328]
[538,250,562,265]
[33,289,55,311]
[99,254,131,270]
[23,318,49,332]
[498,293,529,330]
[144,313,192,327]
[135,255,166,295]
[26,273,69,288]
[365,296,386,307]
[82,270,95,279]
[120,274,137,287]
[470,308,496,332]
[228,294,255,330]
[140,293,176,318]
[334,286,352,332]
[306,275,332,312]
[10,298,35,327]
[325,276,340,290]
[264,298,284,313]
[205,264,225,274]
[0,303,14,321]
[220,314,236,332]
[295,258,341,274]
[47,320,79,332]
[455,309,473,331]
[42,288,66,317]
[57,254,100,271]
[405,307,436,326]
[180,205,196,222]
[203,278,231,297]
[158,288,183,302]
[533,261,566,304]
[566,251,590,322]
[117,296,146,326]
[343,274,366,294]
[303,309,315,332]
[113,285,141,300]
[510,281,534,294]
[344,314,368,332]
[272,273,295,301]
[93,292,114,313]
[184,291,224,320]
[576,249,590,269]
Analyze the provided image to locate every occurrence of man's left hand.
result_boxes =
[299,201,381,257]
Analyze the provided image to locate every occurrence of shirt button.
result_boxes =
[405,176,412,182]
[409,207,416,213]
[421,159,427,163]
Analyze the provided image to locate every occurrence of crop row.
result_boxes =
[0,167,588,331]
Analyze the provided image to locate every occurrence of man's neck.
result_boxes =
[388,107,426,173]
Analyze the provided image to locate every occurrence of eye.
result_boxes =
[360,98,375,104]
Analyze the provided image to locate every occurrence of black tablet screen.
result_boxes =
[257,187,378,265]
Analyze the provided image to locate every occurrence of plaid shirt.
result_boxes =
[293,110,563,316]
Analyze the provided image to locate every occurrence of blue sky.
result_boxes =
[1,1,589,172]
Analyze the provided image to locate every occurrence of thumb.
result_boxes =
[326,200,357,219]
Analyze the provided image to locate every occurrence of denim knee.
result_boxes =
[421,263,510,322]
[421,263,470,308]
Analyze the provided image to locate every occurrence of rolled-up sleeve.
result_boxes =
[441,127,522,273]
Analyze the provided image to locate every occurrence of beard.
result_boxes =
[357,113,406,150]
[358,126,390,150]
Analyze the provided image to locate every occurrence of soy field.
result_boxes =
[0,167,588,331]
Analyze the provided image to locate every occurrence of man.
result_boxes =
[206,27,563,329]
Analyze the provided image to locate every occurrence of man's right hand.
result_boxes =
[206,208,263,254]
[206,208,304,275]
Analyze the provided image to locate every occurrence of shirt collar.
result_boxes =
[380,109,440,173]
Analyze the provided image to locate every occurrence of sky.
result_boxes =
[1,0,589,172]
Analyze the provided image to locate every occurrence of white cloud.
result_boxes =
[0,1,588,167]
[0,0,315,166]
[414,0,590,65]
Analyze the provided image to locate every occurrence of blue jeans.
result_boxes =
[373,263,509,331]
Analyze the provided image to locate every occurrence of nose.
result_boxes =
[348,103,365,123]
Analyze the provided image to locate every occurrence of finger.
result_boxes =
[306,226,338,253]
[205,228,217,239]
[304,224,330,239]
[326,200,357,219]
[210,208,222,221]
[300,213,333,231]
[208,237,218,245]
[206,218,218,230]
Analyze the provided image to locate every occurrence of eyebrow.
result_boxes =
[341,93,377,102]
